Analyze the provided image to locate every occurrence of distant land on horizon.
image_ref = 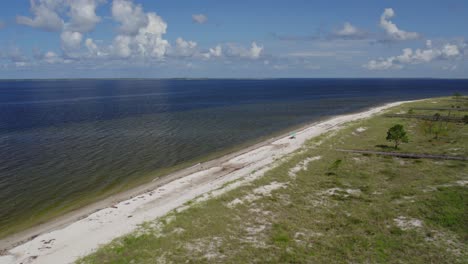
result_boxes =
[1,77,468,81]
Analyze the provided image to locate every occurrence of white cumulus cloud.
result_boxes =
[380,8,420,41]
[174,38,198,57]
[334,22,367,39]
[202,45,222,59]
[337,22,359,36]
[442,44,460,57]
[364,41,463,70]
[132,13,170,58]
[13,0,269,67]
[111,35,133,58]
[67,0,104,32]
[249,42,263,59]
[43,51,64,63]
[205,45,223,58]
[112,0,148,35]
[16,0,65,31]
[1,47,29,63]
[109,0,170,59]
[209,45,222,57]
[17,0,104,33]
[17,0,104,61]
[85,38,101,56]
[192,14,208,24]
[61,31,83,52]
[226,42,263,59]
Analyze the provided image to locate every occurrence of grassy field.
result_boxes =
[78,97,467,263]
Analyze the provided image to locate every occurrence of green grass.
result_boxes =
[421,187,467,238]
[78,97,468,264]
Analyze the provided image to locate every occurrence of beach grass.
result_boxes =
[74,97,466,263]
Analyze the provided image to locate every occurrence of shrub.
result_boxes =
[386,124,409,149]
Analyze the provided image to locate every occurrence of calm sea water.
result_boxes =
[1,78,467,233]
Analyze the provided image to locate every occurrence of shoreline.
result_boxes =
[0,99,418,264]
[0,108,338,252]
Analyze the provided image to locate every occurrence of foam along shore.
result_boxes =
[0,100,415,264]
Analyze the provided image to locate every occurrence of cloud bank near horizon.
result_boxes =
[1,1,466,78]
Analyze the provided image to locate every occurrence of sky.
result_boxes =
[0,0,467,79]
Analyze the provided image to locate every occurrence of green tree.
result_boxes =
[386,124,409,149]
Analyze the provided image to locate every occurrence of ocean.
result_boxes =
[1,78,467,235]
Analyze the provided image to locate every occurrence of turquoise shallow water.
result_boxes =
[1,78,467,234]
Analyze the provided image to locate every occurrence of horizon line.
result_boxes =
[1,77,468,81]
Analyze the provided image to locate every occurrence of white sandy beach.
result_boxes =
[0,100,413,264]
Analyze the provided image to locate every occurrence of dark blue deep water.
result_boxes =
[1,78,467,234]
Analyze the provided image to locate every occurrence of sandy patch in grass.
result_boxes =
[394,216,423,230]
[351,126,368,136]
[239,207,274,248]
[425,230,465,258]
[392,157,406,165]
[228,198,244,207]
[288,156,322,179]
[320,188,362,198]
[245,225,266,235]
[356,127,367,133]
[227,181,288,208]
[134,221,164,237]
[455,180,468,187]
[423,179,468,192]
[294,230,324,246]
[184,237,225,260]
[351,156,369,163]
[252,182,288,196]
[171,227,185,235]
[243,224,268,247]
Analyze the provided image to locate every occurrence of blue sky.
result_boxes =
[0,0,467,78]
